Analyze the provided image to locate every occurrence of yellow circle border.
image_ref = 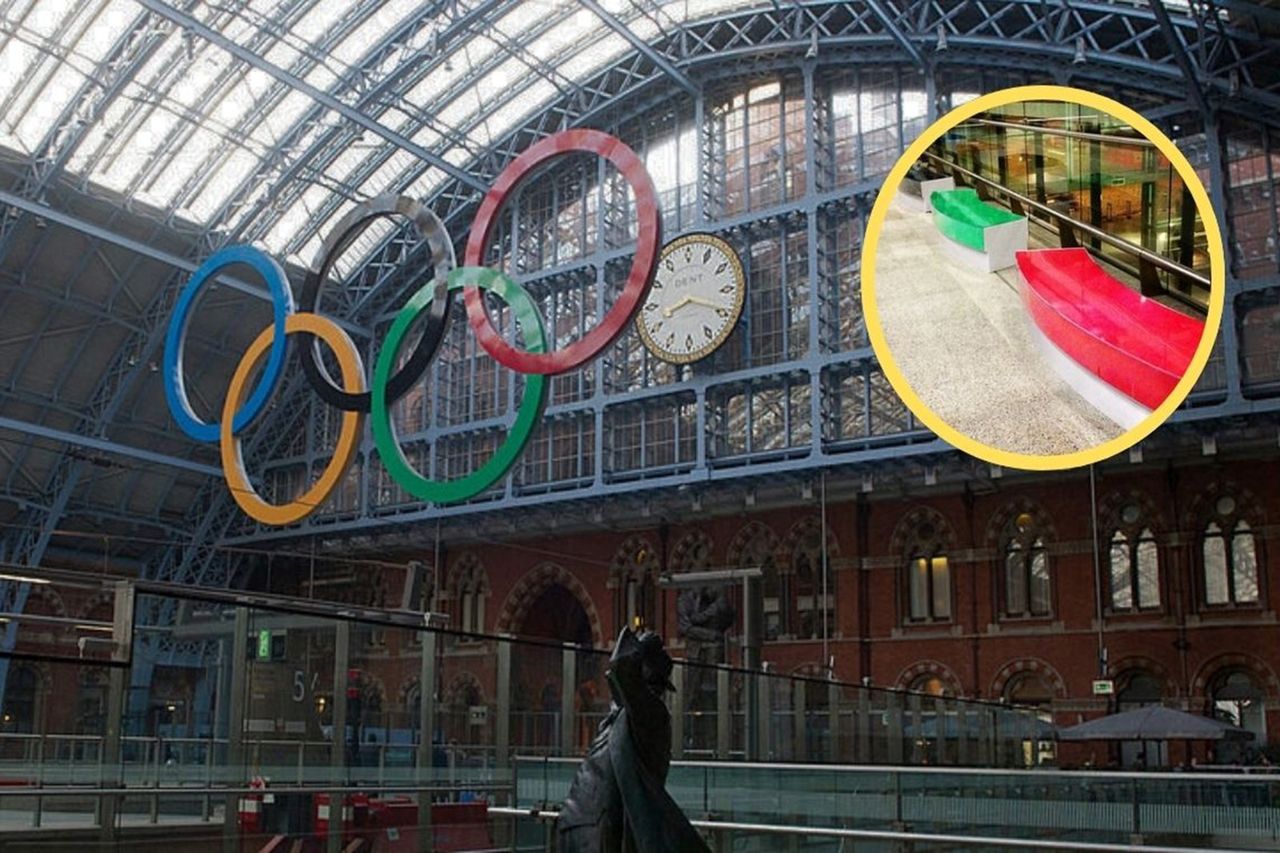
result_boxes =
[220,313,366,525]
[860,84,1226,472]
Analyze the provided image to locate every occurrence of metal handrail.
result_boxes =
[512,753,1280,784]
[964,117,1157,148]
[488,806,1266,853]
[922,151,1211,292]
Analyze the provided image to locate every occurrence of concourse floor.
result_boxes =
[872,193,1122,457]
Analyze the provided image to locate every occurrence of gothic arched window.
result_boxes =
[1202,495,1260,607]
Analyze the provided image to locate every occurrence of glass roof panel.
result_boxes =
[0,0,781,265]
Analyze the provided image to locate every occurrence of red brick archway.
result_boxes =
[493,563,604,648]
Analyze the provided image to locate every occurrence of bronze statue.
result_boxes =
[558,627,709,852]
[676,585,735,664]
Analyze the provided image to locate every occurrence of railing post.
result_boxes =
[1130,777,1143,844]
[560,645,577,757]
[716,666,731,760]
[496,636,512,771]
[670,661,685,760]
[224,607,249,853]
[34,734,44,828]
[793,679,807,761]
[886,693,903,764]
[827,681,841,763]
[329,619,350,853]
[417,629,437,853]
[756,669,771,761]
[99,580,133,842]
[856,689,870,763]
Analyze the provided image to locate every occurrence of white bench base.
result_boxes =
[938,217,1027,272]
[1027,317,1151,431]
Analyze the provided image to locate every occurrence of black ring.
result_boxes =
[299,194,455,412]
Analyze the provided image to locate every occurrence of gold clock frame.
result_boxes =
[635,232,746,364]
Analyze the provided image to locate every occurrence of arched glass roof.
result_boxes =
[0,0,756,277]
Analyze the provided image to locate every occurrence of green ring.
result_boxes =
[372,266,547,504]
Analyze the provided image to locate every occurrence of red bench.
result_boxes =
[1015,248,1204,410]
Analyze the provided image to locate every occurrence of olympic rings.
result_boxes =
[463,129,660,375]
[221,314,365,525]
[372,267,547,505]
[164,245,294,442]
[300,194,455,412]
[163,128,662,526]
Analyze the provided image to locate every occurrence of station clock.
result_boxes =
[635,233,745,364]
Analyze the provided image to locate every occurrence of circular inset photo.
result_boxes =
[862,85,1225,471]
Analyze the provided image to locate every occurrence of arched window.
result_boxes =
[790,524,833,640]
[451,555,489,638]
[1004,537,1049,617]
[908,673,951,697]
[1,666,40,734]
[1109,527,1160,611]
[999,510,1050,618]
[907,551,950,622]
[899,511,952,625]
[1202,496,1259,607]
[611,538,657,631]
[1211,670,1267,744]
[1117,672,1164,710]
[734,525,783,639]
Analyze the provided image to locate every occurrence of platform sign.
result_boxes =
[257,629,272,660]
[1092,679,1114,695]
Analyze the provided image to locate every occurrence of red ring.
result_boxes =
[463,129,660,375]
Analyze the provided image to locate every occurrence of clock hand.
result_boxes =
[662,295,692,318]
[686,295,721,310]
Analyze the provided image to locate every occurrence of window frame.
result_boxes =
[1201,509,1262,609]
[906,549,951,624]
[1107,526,1162,613]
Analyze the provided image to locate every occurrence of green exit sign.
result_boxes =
[257,629,271,660]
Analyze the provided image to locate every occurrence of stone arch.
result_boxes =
[359,671,387,711]
[983,497,1059,547]
[444,672,486,706]
[1184,481,1266,530]
[446,552,489,598]
[77,591,113,622]
[493,563,604,648]
[608,534,659,586]
[1191,653,1280,699]
[1108,655,1178,698]
[26,586,68,620]
[895,660,963,696]
[726,521,779,567]
[398,677,420,707]
[777,516,841,572]
[670,530,713,573]
[1097,489,1167,538]
[889,506,955,557]
[990,657,1068,701]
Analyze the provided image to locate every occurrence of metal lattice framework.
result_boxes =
[0,0,1276,620]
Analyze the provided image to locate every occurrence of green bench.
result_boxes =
[929,188,1028,271]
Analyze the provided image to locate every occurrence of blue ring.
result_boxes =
[163,245,294,442]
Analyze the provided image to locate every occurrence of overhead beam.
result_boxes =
[0,188,266,302]
[135,0,488,193]
[0,188,369,336]
[1149,0,1210,117]
[864,0,927,69]
[0,416,222,478]
[579,0,698,96]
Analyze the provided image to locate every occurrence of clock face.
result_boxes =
[636,233,745,364]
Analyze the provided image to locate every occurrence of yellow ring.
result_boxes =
[861,84,1226,471]
[220,313,365,525]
